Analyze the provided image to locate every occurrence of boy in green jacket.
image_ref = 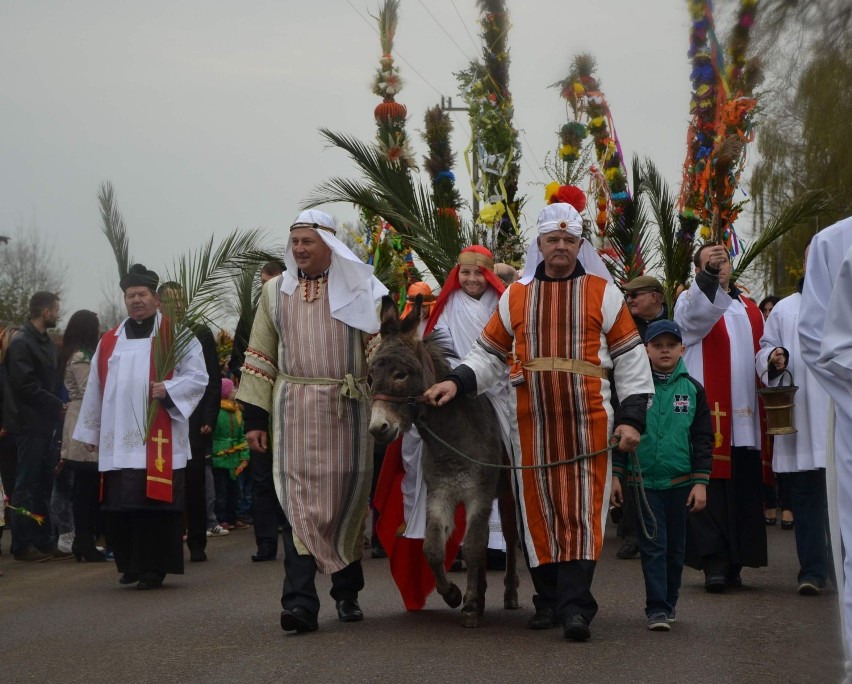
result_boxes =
[611,319,713,631]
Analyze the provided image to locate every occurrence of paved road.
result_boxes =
[0,523,844,683]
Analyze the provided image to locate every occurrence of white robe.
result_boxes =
[401,288,511,550]
[755,293,830,472]
[798,217,852,665]
[73,315,209,471]
[674,278,761,448]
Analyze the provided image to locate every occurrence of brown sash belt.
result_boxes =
[523,357,608,379]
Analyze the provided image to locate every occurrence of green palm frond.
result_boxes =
[303,129,477,285]
[603,156,653,284]
[641,159,692,317]
[731,189,830,284]
[98,181,133,280]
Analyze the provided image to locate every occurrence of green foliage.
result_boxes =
[98,182,133,281]
[303,129,477,285]
[603,157,651,284]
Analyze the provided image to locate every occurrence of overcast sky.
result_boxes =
[1,0,700,323]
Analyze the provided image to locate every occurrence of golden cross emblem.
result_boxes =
[152,429,169,472]
[711,402,726,449]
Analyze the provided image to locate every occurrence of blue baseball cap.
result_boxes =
[645,319,682,343]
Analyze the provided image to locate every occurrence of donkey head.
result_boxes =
[368,295,432,443]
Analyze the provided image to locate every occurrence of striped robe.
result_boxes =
[462,272,653,567]
[237,277,372,574]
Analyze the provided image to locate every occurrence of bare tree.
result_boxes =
[0,220,69,323]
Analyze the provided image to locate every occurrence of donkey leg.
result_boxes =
[424,495,462,609]
[498,471,520,610]
[460,500,491,628]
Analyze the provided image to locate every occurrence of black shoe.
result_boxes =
[13,546,52,562]
[280,606,319,633]
[251,548,277,562]
[528,606,559,630]
[336,599,364,622]
[190,550,207,563]
[704,574,726,593]
[39,546,74,561]
[616,543,640,560]
[798,580,823,596]
[725,573,743,589]
[371,542,387,559]
[73,546,106,562]
[563,614,591,641]
[137,574,164,590]
[119,573,139,585]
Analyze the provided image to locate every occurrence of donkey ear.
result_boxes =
[379,295,400,335]
[399,294,423,339]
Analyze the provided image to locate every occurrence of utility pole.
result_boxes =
[440,96,478,219]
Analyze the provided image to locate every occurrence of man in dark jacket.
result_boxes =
[2,292,71,561]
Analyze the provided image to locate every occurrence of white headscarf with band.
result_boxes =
[282,209,388,333]
[519,203,613,284]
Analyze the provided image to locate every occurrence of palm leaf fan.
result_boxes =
[730,189,830,285]
[304,129,475,285]
[641,159,692,317]
[98,181,133,280]
[602,156,652,284]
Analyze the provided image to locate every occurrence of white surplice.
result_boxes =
[73,315,209,471]
[674,278,761,448]
[755,292,830,472]
[798,217,852,665]
[401,288,512,549]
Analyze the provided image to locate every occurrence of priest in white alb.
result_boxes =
[798,217,852,669]
[74,264,209,590]
[755,239,831,596]
[673,243,768,593]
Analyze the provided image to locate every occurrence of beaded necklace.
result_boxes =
[299,269,329,303]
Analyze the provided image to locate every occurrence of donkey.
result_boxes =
[368,295,519,628]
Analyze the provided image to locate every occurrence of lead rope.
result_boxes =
[412,417,658,539]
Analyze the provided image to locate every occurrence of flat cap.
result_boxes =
[623,275,663,293]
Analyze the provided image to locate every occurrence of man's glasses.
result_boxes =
[625,290,655,300]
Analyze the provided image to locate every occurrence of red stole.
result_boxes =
[98,320,175,502]
[701,295,768,481]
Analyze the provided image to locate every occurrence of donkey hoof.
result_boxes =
[504,594,519,610]
[442,584,462,609]
[460,610,480,628]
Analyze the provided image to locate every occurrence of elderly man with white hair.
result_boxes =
[425,192,653,642]
[237,210,387,634]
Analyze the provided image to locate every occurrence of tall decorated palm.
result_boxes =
[456,0,525,265]
[422,105,463,219]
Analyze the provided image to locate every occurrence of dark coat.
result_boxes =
[189,325,223,453]
[1,321,63,435]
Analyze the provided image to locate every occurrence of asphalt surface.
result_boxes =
[0,523,844,683]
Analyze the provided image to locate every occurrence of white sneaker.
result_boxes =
[57,532,75,554]
[207,525,229,536]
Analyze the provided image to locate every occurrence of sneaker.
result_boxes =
[207,525,230,536]
[647,613,671,631]
[219,522,233,531]
[667,608,677,623]
[231,520,250,530]
[57,532,75,554]
[798,580,822,596]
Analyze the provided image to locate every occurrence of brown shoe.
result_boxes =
[13,546,52,562]
[40,547,74,561]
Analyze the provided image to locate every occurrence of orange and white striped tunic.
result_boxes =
[461,270,653,567]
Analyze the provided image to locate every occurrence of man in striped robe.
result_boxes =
[425,201,654,641]
[237,210,387,634]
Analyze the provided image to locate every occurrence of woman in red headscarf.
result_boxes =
[374,246,513,609]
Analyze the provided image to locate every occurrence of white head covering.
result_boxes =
[519,203,613,284]
[282,209,388,333]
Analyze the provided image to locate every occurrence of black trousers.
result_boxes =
[529,559,599,624]
[184,449,207,554]
[107,510,185,577]
[280,512,364,616]
[67,463,101,553]
[9,433,57,554]
[251,449,283,549]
